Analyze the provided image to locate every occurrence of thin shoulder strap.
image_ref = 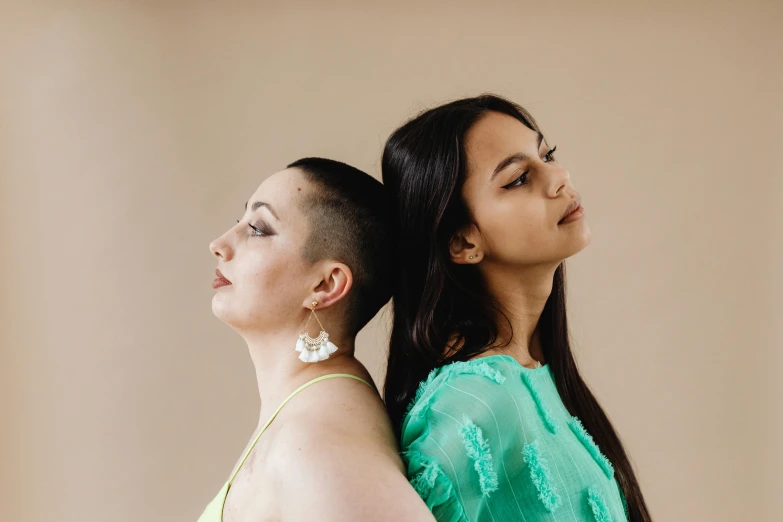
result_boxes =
[227,373,373,484]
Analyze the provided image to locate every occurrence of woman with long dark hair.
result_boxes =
[382,95,652,522]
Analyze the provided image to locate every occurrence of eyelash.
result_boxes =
[237,220,270,236]
[502,145,558,189]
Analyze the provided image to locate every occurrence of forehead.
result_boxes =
[247,168,310,221]
[464,111,541,174]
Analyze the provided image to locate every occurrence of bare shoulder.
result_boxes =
[273,374,399,465]
[269,377,435,522]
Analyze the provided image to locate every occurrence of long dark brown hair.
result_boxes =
[381,94,651,522]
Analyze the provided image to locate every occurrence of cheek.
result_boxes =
[239,249,302,309]
[476,197,550,249]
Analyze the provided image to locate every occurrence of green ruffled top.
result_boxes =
[401,355,629,522]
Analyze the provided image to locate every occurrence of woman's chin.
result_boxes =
[564,220,591,252]
[211,294,231,322]
[211,297,256,332]
[553,225,591,263]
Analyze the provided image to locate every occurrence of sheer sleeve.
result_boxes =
[400,362,515,522]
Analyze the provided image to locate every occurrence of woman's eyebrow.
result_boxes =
[244,201,280,221]
[490,132,544,180]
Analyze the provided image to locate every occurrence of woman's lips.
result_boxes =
[559,205,585,224]
[559,200,585,225]
[213,269,232,289]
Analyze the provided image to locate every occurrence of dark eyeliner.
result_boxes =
[502,170,529,189]
[252,220,275,236]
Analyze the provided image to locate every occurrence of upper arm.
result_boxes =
[273,391,436,522]
[277,434,436,522]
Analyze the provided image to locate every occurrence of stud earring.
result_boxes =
[469,255,474,260]
[295,301,338,363]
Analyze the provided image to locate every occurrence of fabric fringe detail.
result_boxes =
[405,362,505,423]
[404,450,469,521]
[522,440,562,512]
[520,371,559,434]
[459,416,499,497]
[409,453,446,500]
[568,417,614,479]
[404,367,441,419]
[586,486,613,522]
[448,361,506,385]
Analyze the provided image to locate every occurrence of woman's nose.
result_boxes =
[547,164,572,198]
[209,232,233,260]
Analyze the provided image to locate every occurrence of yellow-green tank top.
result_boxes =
[197,373,373,522]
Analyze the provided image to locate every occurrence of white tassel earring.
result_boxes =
[295,301,338,363]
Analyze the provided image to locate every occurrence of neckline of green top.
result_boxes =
[469,354,550,373]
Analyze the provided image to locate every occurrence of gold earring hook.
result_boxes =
[303,302,325,333]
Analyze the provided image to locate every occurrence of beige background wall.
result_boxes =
[1,1,780,521]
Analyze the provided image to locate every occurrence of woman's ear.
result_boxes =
[304,262,353,309]
[449,224,483,265]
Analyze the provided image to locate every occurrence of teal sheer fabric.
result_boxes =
[401,355,628,522]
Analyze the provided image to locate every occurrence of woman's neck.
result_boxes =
[241,327,358,424]
[480,262,557,366]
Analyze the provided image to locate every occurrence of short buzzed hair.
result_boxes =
[287,157,392,334]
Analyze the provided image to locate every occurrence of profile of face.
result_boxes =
[209,169,338,335]
[450,111,591,268]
